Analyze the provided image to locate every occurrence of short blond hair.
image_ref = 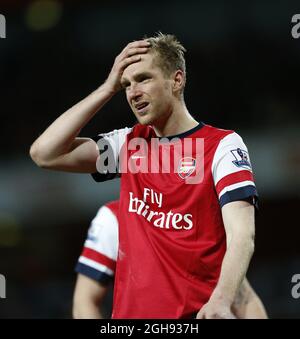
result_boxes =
[145,32,186,83]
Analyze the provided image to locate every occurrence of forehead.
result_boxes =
[122,53,162,80]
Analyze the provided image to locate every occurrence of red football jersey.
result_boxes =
[92,122,258,319]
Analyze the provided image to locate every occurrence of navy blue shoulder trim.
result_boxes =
[75,262,113,285]
[220,185,258,208]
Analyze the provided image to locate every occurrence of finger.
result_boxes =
[115,46,147,64]
[215,311,237,319]
[117,40,150,64]
[117,47,149,64]
[127,40,151,49]
[119,54,142,70]
[196,310,205,319]
[120,40,150,55]
[227,312,237,319]
[122,45,150,60]
[125,47,149,58]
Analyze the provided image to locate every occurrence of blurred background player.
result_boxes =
[73,200,118,319]
[72,200,267,319]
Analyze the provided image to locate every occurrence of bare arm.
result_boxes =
[232,278,268,319]
[73,274,110,319]
[29,85,114,172]
[197,200,255,319]
[30,40,150,172]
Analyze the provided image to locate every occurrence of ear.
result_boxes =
[172,70,185,93]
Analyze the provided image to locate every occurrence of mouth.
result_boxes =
[134,102,150,115]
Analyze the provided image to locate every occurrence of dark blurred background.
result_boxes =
[0,0,300,318]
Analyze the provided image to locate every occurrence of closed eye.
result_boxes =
[139,75,151,83]
[121,81,130,89]
[121,72,152,90]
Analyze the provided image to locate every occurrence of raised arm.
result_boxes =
[30,40,150,172]
[197,200,255,319]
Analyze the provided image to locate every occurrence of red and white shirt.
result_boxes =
[92,122,258,318]
[75,201,119,284]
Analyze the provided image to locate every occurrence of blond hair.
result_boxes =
[145,32,186,89]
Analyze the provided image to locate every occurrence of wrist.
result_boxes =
[209,288,235,306]
[100,80,119,97]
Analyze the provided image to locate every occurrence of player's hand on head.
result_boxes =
[104,40,151,94]
[196,300,237,319]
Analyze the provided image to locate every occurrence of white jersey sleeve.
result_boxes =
[91,127,132,182]
[212,132,258,208]
[75,205,119,283]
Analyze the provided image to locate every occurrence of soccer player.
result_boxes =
[30,32,260,318]
[73,200,267,319]
[73,200,118,319]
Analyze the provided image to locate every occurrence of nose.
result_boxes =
[127,84,143,103]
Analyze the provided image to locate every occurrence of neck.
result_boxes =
[152,100,198,137]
